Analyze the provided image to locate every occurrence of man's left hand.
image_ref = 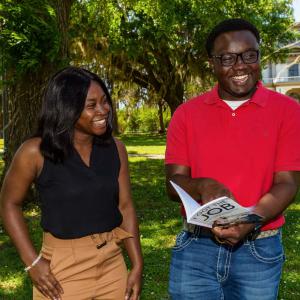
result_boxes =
[212,223,256,246]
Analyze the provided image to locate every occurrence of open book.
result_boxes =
[170,181,262,228]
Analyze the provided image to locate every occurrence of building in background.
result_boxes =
[262,22,300,101]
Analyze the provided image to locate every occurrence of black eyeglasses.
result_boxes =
[211,50,259,66]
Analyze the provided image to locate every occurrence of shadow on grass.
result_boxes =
[119,134,166,147]
[279,206,300,299]
[0,216,42,299]
[129,158,178,299]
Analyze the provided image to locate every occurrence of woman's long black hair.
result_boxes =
[35,66,113,163]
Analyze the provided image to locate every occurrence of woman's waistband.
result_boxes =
[43,227,133,248]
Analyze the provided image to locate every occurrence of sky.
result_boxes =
[293,0,300,21]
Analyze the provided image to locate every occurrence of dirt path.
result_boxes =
[128,153,164,159]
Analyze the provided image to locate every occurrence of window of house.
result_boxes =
[288,64,299,77]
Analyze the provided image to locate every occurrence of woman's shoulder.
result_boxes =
[14,137,43,167]
[18,137,42,156]
[112,137,127,161]
[8,137,44,178]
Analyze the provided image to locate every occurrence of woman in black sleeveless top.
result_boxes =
[0,67,143,300]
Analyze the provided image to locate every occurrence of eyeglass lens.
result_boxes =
[219,50,259,66]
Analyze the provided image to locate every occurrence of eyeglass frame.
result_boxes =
[210,49,260,67]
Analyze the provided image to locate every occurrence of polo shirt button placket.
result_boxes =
[232,112,236,117]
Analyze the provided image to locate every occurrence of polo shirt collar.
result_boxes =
[204,81,268,107]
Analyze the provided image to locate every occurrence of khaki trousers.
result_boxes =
[33,227,132,300]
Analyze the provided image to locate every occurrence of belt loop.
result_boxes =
[194,225,201,236]
[96,233,107,249]
[98,232,106,244]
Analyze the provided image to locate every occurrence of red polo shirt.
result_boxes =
[165,82,300,230]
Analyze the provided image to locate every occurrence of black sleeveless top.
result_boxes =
[35,139,123,239]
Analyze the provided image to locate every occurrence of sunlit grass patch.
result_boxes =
[0,273,23,290]
[126,145,166,155]
[0,230,33,298]
[120,134,166,155]
[24,207,40,217]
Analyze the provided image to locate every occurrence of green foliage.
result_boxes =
[69,0,296,113]
[117,106,171,133]
[0,0,60,77]
[139,108,159,133]
[127,110,141,132]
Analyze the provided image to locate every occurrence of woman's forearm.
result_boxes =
[120,205,143,269]
[1,202,38,266]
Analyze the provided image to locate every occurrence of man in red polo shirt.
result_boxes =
[165,18,300,300]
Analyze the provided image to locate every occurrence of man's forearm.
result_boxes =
[165,163,233,204]
[254,181,298,224]
[166,173,200,202]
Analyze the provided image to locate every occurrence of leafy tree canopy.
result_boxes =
[0,0,60,79]
[70,0,296,113]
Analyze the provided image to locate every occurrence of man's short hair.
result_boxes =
[205,18,260,57]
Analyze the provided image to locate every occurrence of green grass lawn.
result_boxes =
[119,133,166,155]
[0,134,299,299]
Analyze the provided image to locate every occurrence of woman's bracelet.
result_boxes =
[24,253,42,272]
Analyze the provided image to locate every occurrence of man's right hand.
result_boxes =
[166,164,232,203]
[29,257,63,300]
[196,178,233,204]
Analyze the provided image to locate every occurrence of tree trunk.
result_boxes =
[51,0,75,60]
[3,67,53,165]
[158,100,165,133]
[164,78,184,115]
[112,99,119,134]
[105,79,119,134]
[1,67,54,204]
[2,0,74,179]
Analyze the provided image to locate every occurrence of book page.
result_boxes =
[170,180,253,228]
[170,181,201,220]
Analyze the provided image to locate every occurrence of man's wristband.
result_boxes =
[248,223,263,240]
[24,253,42,272]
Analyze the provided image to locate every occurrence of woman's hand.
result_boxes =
[29,257,63,300]
[125,266,142,300]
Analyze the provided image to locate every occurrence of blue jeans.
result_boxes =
[169,230,284,300]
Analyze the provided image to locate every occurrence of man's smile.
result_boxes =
[231,74,249,85]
